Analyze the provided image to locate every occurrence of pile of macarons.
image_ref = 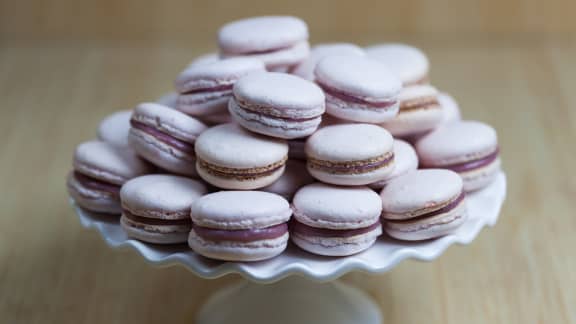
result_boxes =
[67,16,502,262]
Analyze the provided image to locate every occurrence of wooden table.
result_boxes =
[1,37,574,323]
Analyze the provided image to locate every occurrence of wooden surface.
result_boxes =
[1,34,576,323]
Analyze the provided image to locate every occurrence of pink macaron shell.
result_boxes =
[261,160,315,200]
[121,215,191,244]
[67,172,122,214]
[230,72,325,139]
[155,92,178,108]
[380,85,443,137]
[97,110,133,147]
[315,55,402,123]
[196,111,233,125]
[188,52,220,68]
[365,43,430,86]
[291,43,365,80]
[438,92,462,124]
[369,139,418,190]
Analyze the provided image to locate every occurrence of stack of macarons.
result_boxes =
[68,15,502,262]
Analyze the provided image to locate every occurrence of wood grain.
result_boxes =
[0,34,575,323]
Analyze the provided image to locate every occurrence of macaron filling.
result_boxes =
[317,81,398,109]
[180,84,234,95]
[400,96,440,112]
[384,191,466,222]
[123,210,192,226]
[73,171,120,195]
[235,43,301,56]
[233,97,323,122]
[424,148,500,173]
[308,152,394,175]
[197,156,287,180]
[192,223,288,242]
[130,120,196,154]
[291,220,381,238]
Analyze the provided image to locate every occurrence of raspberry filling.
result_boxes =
[73,172,120,195]
[131,120,196,154]
[192,223,288,242]
[384,191,466,222]
[123,210,192,226]
[317,81,397,108]
[290,220,381,238]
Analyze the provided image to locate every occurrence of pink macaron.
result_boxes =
[438,92,462,124]
[365,43,430,86]
[188,52,219,68]
[380,169,467,241]
[369,139,418,190]
[305,124,395,186]
[189,191,292,261]
[175,57,266,124]
[218,16,310,71]
[381,85,443,138]
[292,183,383,256]
[67,141,152,214]
[261,160,315,200]
[97,110,132,147]
[129,103,208,176]
[314,55,402,123]
[195,123,289,189]
[415,121,501,192]
[120,175,207,244]
[155,92,178,108]
[229,72,326,139]
[291,43,365,80]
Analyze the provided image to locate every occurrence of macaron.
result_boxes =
[380,169,467,241]
[195,123,289,189]
[229,72,326,139]
[314,55,402,123]
[261,160,315,200]
[189,191,292,261]
[218,16,310,71]
[438,92,461,124]
[129,103,208,176]
[67,141,152,214]
[175,57,266,124]
[369,139,418,190]
[156,92,178,108]
[291,183,383,256]
[305,124,395,186]
[365,43,430,86]
[291,43,365,80]
[120,175,208,244]
[380,85,443,137]
[415,121,501,192]
[97,110,132,147]
[188,52,219,68]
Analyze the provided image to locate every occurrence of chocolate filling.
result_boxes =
[123,210,192,226]
[73,172,120,195]
[197,157,286,180]
[308,153,394,175]
[131,120,196,154]
[192,223,288,242]
[290,220,381,238]
[384,191,466,223]
[234,97,321,122]
[317,81,397,108]
[423,148,499,173]
[181,84,234,95]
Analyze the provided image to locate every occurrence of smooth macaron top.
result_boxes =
[380,169,463,219]
[233,72,325,117]
[73,141,151,185]
[390,140,418,176]
[191,191,292,229]
[218,16,308,54]
[416,121,498,166]
[175,57,266,93]
[314,55,402,99]
[365,43,430,84]
[306,124,394,162]
[131,103,208,142]
[291,43,365,80]
[399,84,439,103]
[97,110,132,147]
[195,123,288,168]
[120,175,208,218]
[188,52,220,68]
[293,183,382,229]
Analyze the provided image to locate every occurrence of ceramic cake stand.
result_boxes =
[73,172,506,324]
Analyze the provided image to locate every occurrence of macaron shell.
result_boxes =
[307,164,395,186]
[120,175,207,219]
[155,92,178,108]
[73,140,152,185]
[292,183,383,229]
[324,94,400,123]
[380,169,464,219]
[121,215,190,244]
[196,163,285,190]
[261,160,314,200]
[415,121,498,166]
[177,94,230,117]
[67,173,121,214]
[369,139,418,189]
[365,43,430,86]
[189,230,288,262]
[97,110,132,147]
[291,226,381,256]
[188,52,220,68]
[190,191,291,230]
[438,92,461,124]
[459,157,501,192]
[291,43,365,80]
[226,41,309,70]
[131,103,208,142]
[381,106,443,137]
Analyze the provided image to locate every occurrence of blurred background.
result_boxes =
[1,1,575,323]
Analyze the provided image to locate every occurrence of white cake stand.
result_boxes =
[73,172,506,324]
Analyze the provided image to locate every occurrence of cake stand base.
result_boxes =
[196,276,382,324]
